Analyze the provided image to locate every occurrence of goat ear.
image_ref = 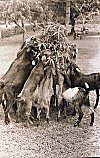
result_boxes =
[85,82,89,89]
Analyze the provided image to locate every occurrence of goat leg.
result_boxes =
[74,106,83,127]
[46,106,50,124]
[22,101,33,127]
[89,106,94,126]
[72,106,76,116]
[4,100,12,125]
[57,96,63,122]
[94,88,99,109]
[57,101,63,122]
[5,112,10,125]
[57,108,61,122]
[15,102,21,123]
[90,112,94,126]
[36,107,41,127]
[63,104,67,119]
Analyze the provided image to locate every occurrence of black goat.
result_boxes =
[67,62,100,110]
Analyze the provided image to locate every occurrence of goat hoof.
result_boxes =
[24,124,29,128]
[5,119,10,125]
[90,123,93,126]
[64,116,66,119]
[74,122,78,127]
[72,112,76,116]
[29,120,33,126]
[16,120,19,123]
[16,116,20,123]
[5,121,10,125]
[57,117,60,122]
[36,118,40,127]
[46,118,49,124]
[36,122,39,127]
[23,121,30,128]
[94,106,96,109]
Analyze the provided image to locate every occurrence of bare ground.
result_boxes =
[0,32,100,158]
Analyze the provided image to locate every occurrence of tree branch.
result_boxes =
[13,19,26,33]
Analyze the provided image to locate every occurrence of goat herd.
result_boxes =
[0,24,100,128]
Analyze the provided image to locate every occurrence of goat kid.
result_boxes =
[62,83,94,127]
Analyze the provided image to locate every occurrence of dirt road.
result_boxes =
[0,33,100,158]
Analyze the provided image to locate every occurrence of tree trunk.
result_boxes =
[13,19,26,42]
[21,19,25,42]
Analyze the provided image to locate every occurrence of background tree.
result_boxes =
[0,0,100,39]
[70,0,100,33]
[0,0,46,40]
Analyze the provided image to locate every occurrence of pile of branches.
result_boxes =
[41,22,69,43]
[24,22,78,70]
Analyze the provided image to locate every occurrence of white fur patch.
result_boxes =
[76,67,81,72]
[88,107,94,114]
[18,92,22,98]
[4,100,6,105]
[76,48,78,54]
[2,94,5,100]
[32,60,35,66]
[62,87,79,102]
[85,82,89,89]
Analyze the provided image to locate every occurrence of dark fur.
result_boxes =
[68,62,100,109]
[0,46,35,124]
